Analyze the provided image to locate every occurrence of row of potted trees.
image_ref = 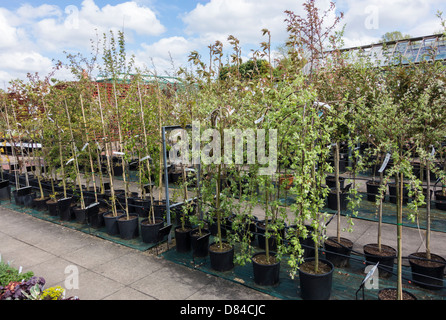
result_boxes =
[0,1,445,300]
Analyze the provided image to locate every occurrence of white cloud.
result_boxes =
[338,0,445,47]
[182,0,310,46]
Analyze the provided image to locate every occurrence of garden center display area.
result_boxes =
[1,2,446,301]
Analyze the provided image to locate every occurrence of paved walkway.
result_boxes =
[1,199,445,301]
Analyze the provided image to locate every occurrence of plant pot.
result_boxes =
[252,252,280,286]
[58,197,73,221]
[434,190,446,211]
[279,174,294,190]
[388,183,409,204]
[33,197,49,211]
[153,200,167,220]
[86,202,103,228]
[117,213,139,240]
[73,206,87,224]
[140,218,164,243]
[377,288,417,300]
[324,237,353,268]
[363,243,396,278]
[0,180,10,200]
[366,180,383,202]
[256,220,285,251]
[287,225,316,258]
[190,228,211,257]
[134,197,151,217]
[327,190,349,211]
[408,252,445,290]
[298,258,334,300]
[103,211,122,236]
[208,242,234,272]
[325,176,344,189]
[46,199,59,216]
[175,226,192,253]
[13,186,34,206]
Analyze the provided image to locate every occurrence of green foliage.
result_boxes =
[0,261,34,287]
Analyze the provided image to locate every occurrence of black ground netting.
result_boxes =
[162,235,446,300]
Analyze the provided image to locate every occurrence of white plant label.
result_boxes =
[378,153,391,173]
[81,142,89,151]
[113,151,125,156]
[66,158,75,165]
[139,155,151,162]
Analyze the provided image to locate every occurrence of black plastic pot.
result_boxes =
[103,211,121,236]
[324,237,353,268]
[46,199,59,216]
[388,183,410,204]
[140,218,164,243]
[252,252,280,286]
[153,200,167,220]
[134,197,151,217]
[190,229,210,258]
[73,206,87,224]
[366,180,383,202]
[208,242,234,272]
[14,186,34,206]
[256,220,285,251]
[0,180,10,200]
[86,202,103,228]
[363,243,396,278]
[117,213,139,240]
[58,197,73,221]
[33,197,49,211]
[408,252,445,290]
[434,190,446,211]
[325,176,344,189]
[175,226,192,253]
[298,258,334,300]
[327,190,349,211]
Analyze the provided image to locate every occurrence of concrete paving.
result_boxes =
[1,196,446,301]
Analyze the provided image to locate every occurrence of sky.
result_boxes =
[0,0,445,87]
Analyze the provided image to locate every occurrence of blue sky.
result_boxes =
[0,0,445,86]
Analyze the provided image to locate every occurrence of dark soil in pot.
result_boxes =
[117,213,139,240]
[140,218,164,243]
[252,252,280,286]
[209,242,234,272]
[175,226,192,253]
[324,237,353,268]
[363,243,396,278]
[378,288,417,300]
[408,252,446,290]
[298,258,334,300]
